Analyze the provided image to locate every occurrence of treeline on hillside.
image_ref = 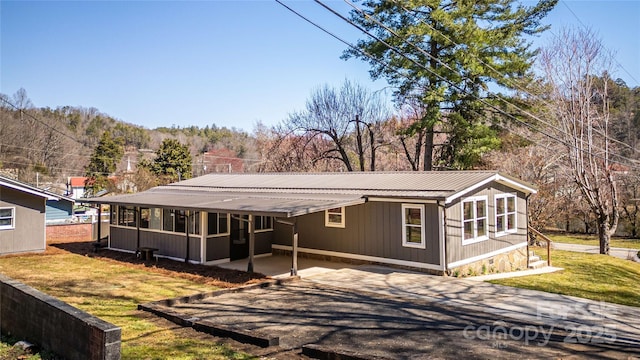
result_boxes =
[0,88,253,187]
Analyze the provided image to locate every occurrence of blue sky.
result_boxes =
[1,0,639,132]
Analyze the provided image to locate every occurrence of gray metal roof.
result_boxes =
[85,171,536,217]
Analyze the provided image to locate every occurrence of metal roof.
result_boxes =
[83,171,536,217]
[0,175,61,201]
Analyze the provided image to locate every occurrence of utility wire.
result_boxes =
[388,0,636,153]
[320,0,640,168]
[278,0,640,170]
[561,0,639,85]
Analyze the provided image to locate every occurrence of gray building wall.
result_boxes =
[0,186,46,254]
[445,182,528,266]
[206,235,230,262]
[110,227,201,262]
[274,201,441,266]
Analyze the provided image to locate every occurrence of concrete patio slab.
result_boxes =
[216,255,358,278]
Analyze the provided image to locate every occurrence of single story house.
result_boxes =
[0,175,60,255]
[46,194,75,223]
[85,171,537,276]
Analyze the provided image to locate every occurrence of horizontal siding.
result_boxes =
[446,182,527,265]
[45,200,73,221]
[274,202,440,266]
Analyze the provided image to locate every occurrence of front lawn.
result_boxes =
[491,249,640,307]
[0,248,258,360]
[547,233,640,250]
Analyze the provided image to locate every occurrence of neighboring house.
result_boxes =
[46,194,75,223]
[67,176,87,199]
[0,175,60,255]
[86,171,537,275]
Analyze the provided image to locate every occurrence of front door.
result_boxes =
[230,214,249,260]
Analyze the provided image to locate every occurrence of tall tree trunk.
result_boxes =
[355,115,365,171]
[598,216,611,255]
[423,129,434,171]
[368,124,376,171]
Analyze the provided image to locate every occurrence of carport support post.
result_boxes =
[248,214,255,273]
[291,221,298,276]
[97,204,102,242]
[185,210,190,263]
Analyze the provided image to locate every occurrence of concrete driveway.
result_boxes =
[148,262,640,359]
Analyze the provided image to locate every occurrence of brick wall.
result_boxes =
[0,275,121,360]
[46,223,92,243]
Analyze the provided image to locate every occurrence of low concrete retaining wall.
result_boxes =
[0,275,121,360]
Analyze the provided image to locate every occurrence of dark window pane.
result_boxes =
[175,210,186,233]
[140,208,150,229]
[476,200,486,218]
[507,197,516,213]
[163,209,174,232]
[219,213,228,234]
[496,198,505,215]
[507,214,516,230]
[464,221,473,239]
[463,202,473,220]
[477,219,486,237]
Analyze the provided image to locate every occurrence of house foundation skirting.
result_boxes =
[448,246,528,277]
[271,246,444,275]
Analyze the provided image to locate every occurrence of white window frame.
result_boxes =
[402,204,426,249]
[461,195,489,245]
[207,212,230,237]
[495,193,517,237]
[255,216,274,233]
[0,207,15,230]
[325,207,345,228]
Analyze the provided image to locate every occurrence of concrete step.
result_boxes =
[529,255,541,262]
[528,260,547,269]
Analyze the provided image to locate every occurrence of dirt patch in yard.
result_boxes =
[46,239,267,288]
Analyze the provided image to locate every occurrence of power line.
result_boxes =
[277,0,640,171]
[0,97,87,147]
[561,0,639,86]
[321,0,640,169]
[388,0,636,153]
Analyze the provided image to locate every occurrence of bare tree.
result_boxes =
[286,80,390,171]
[541,28,619,254]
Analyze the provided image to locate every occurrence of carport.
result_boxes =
[84,186,365,274]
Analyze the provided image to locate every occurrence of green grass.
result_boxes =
[0,253,255,360]
[491,249,640,307]
[547,233,640,250]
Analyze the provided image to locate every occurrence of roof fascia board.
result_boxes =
[444,174,536,204]
[0,180,59,200]
[367,197,439,204]
[288,197,366,218]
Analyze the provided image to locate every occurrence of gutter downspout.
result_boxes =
[97,205,102,242]
[438,200,449,275]
[185,210,190,263]
[526,193,531,268]
[136,207,140,256]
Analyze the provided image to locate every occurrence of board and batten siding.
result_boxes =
[273,201,441,266]
[445,182,527,266]
[0,186,46,254]
[110,226,201,262]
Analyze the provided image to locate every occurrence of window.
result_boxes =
[207,212,229,236]
[188,211,200,235]
[402,204,425,249]
[110,206,118,225]
[462,196,488,245]
[117,206,136,227]
[0,207,15,230]
[495,194,517,236]
[140,208,150,229]
[149,208,162,230]
[163,209,175,232]
[175,210,186,233]
[255,216,273,231]
[325,207,345,228]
